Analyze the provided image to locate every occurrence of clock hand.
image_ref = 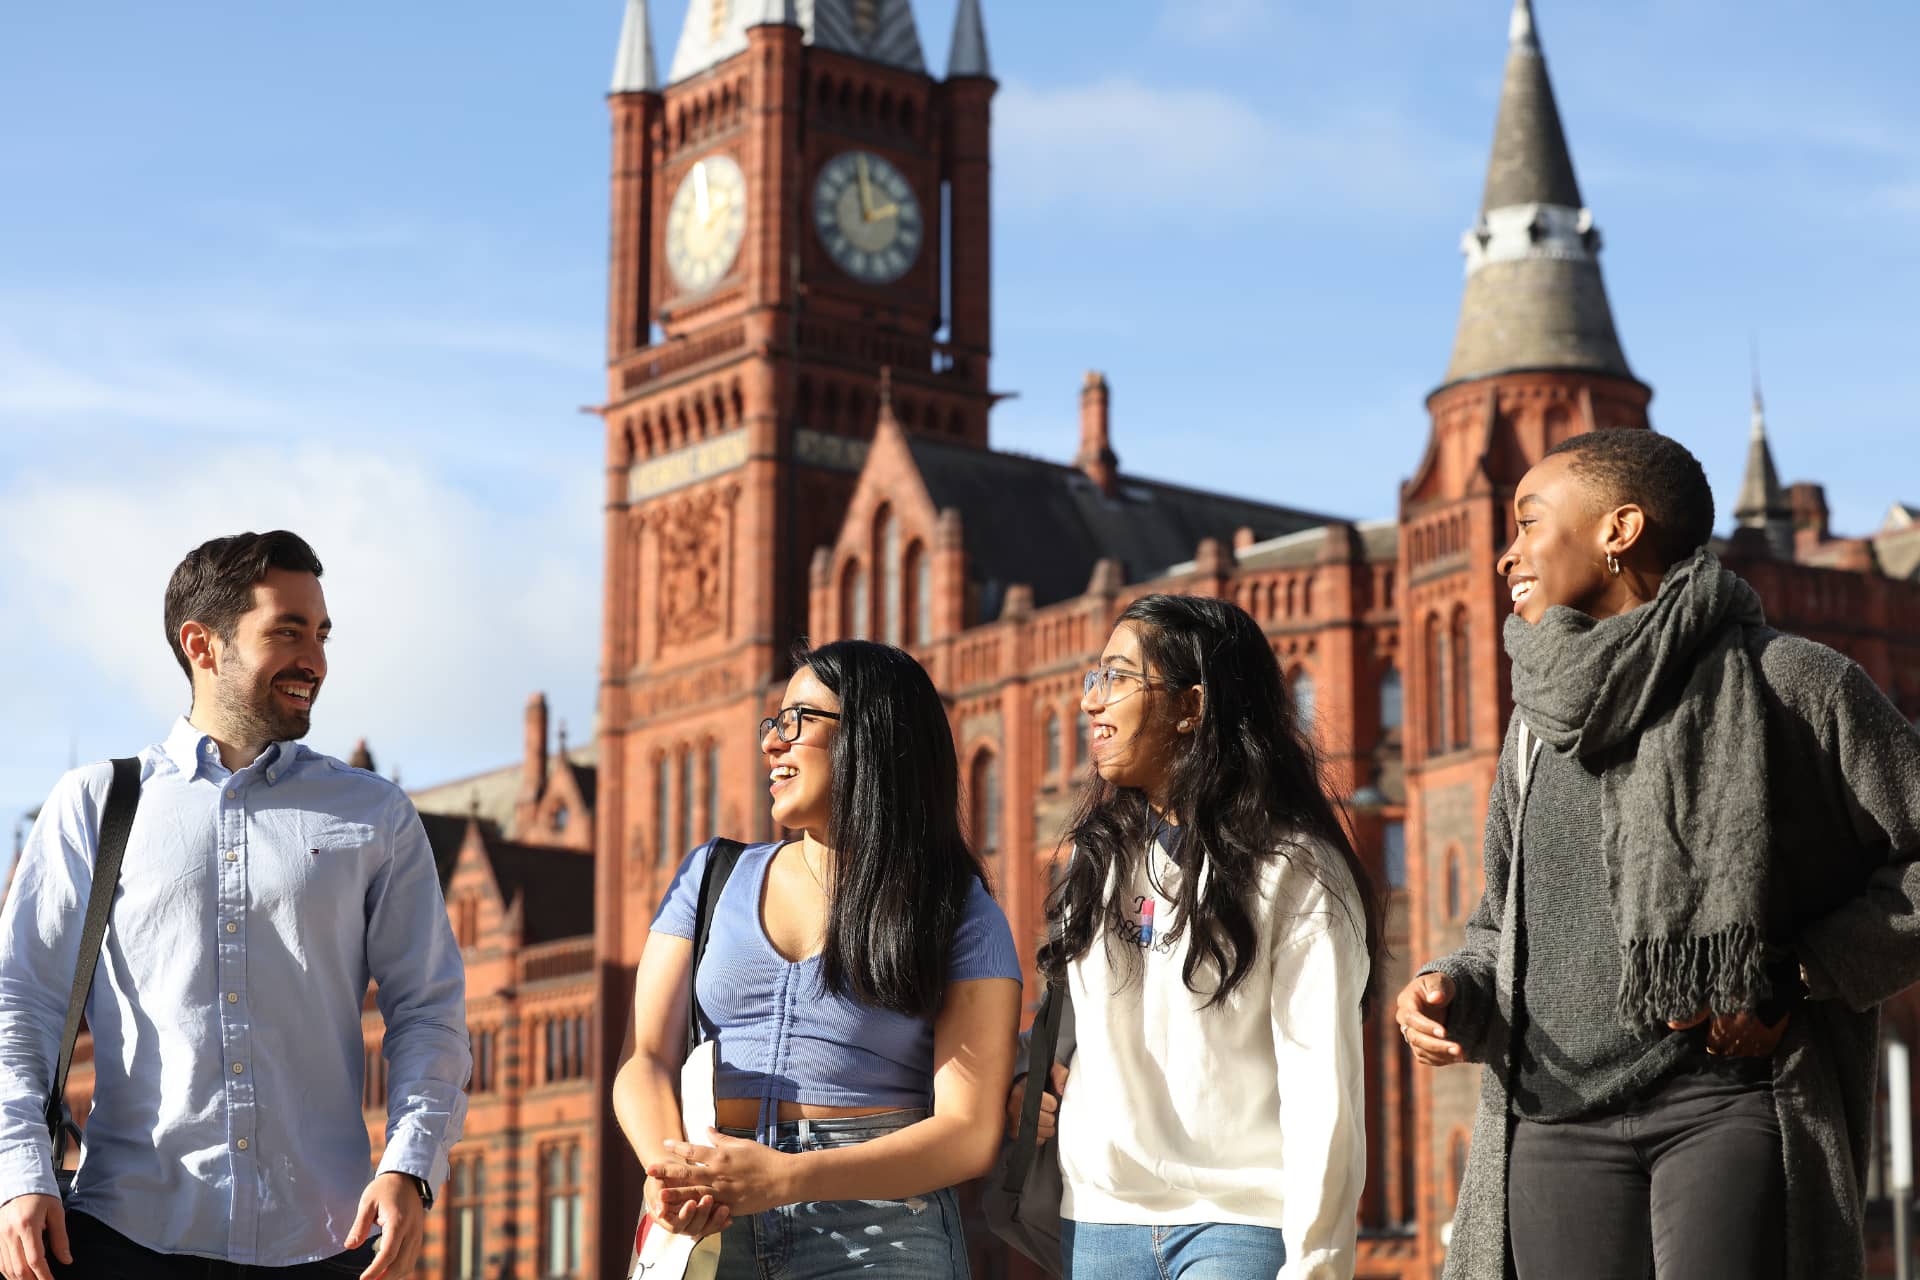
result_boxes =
[866,202,899,222]
[857,156,875,221]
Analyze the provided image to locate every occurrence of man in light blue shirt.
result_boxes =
[0,531,469,1280]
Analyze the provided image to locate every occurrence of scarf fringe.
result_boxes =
[1616,925,1770,1026]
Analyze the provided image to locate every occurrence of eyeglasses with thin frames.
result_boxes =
[1081,665,1169,706]
[759,706,841,744]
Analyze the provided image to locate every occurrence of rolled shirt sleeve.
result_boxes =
[0,767,104,1205]
[366,792,470,1190]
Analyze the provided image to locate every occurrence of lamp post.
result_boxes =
[1890,1037,1913,1280]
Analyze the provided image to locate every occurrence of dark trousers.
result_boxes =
[52,1213,378,1280]
[1506,1054,1785,1280]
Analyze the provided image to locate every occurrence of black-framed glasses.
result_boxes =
[759,706,841,743]
[1081,665,1168,706]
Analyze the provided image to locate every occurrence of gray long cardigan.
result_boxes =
[1426,630,1920,1280]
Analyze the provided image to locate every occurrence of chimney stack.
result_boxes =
[522,692,549,804]
[1076,371,1119,497]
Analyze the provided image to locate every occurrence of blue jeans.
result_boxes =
[712,1109,969,1279]
[1061,1220,1287,1279]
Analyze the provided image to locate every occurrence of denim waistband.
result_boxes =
[720,1106,928,1145]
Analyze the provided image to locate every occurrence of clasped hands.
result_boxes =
[644,1129,798,1239]
[1395,972,1791,1067]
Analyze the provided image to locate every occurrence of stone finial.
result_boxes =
[947,0,991,79]
[1086,557,1126,596]
[999,583,1034,621]
[347,738,375,772]
[1194,537,1230,577]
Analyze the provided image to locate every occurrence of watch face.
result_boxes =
[812,150,923,285]
[665,154,748,293]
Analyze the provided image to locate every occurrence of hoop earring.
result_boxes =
[1606,552,1621,576]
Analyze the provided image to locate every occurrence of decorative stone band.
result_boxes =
[629,429,749,503]
[1459,201,1601,276]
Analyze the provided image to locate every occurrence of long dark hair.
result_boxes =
[1039,594,1383,1009]
[799,639,985,1019]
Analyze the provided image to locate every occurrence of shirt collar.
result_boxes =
[161,716,293,784]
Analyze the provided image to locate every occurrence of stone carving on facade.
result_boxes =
[656,486,737,646]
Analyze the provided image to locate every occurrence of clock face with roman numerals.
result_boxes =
[812,150,923,285]
[665,154,747,294]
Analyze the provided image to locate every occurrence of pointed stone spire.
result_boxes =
[1442,0,1632,386]
[348,739,375,772]
[1734,378,1795,559]
[669,0,921,85]
[948,0,991,78]
[611,0,660,94]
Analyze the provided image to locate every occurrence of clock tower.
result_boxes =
[590,0,997,1268]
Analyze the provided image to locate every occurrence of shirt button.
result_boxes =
[225,922,238,935]
[224,851,238,862]
[232,1063,244,1074]
[236,1138,249,1151]
[226,992,238,1003]
[226,789,237,799]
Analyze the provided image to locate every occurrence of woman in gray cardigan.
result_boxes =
[1396,428,1920,1280]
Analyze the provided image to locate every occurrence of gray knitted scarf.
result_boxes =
[1504,548,1772,1027]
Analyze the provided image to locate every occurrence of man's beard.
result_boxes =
[213,658,315,748]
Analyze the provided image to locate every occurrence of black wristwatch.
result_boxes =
[406,1173,434,1211]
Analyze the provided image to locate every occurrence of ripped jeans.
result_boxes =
[713,1109,970,1279]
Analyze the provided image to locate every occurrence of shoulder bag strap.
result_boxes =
[1001,977,1065,1195]
[46,757,142,1165]
[686,838,748,1057]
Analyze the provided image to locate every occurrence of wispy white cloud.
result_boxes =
[0,441,603,804]
[995,76,1473,220]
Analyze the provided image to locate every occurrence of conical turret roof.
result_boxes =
[1442,0,1634,387]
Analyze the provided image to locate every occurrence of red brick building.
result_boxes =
[39,2,1917,1278]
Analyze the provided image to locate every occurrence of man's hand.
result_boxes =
[1005,1063,1070,1141]
[1667,1008,1791,1057]
[1397,973,1466,1066]
[346,1173,425,1280]
[0,1194,70,1280]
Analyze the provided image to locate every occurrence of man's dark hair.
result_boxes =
[164,531,324,680]
[1544,429,1715,568]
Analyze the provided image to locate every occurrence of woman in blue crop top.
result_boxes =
[613,639,1023,1278]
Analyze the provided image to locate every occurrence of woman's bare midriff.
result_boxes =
[713,1097,900,1128]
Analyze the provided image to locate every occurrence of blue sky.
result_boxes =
[3,1,1917,844]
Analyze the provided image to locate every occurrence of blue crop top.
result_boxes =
[652,840,1020,1115]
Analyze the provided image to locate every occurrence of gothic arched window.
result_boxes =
[1042,711,1062,784]
[1426,613,1449,755]
[655,754,672,863]
[1291,667,1316,731]
[902,540,927,647]
[1379,667,1404,734]
[840,557,866,640]
[970,749,1001,885]
[1450,606,1472,750]
[879,506,901,645]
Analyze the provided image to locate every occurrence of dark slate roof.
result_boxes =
[417,812,471,890]
[1481,0,1582,214]
[412,810,594,945]
[906,437,1341,614]
[486,841,595,946]
[566,760,598,813]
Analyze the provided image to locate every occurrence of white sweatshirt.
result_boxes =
[1056,831,1370,1280]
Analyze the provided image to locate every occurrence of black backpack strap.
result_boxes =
[686,839,748,1057]
[46,757,142,1167]
[1002,977,1066,1195]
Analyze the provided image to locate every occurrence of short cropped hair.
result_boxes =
[1544,429,1714,568]
[164,531,324,679]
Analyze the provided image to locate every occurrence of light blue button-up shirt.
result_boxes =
[0,718,470,1265]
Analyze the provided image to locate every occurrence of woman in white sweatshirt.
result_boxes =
[1012,593,1379,1279]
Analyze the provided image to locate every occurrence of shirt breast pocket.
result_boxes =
[286,821,379,904]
